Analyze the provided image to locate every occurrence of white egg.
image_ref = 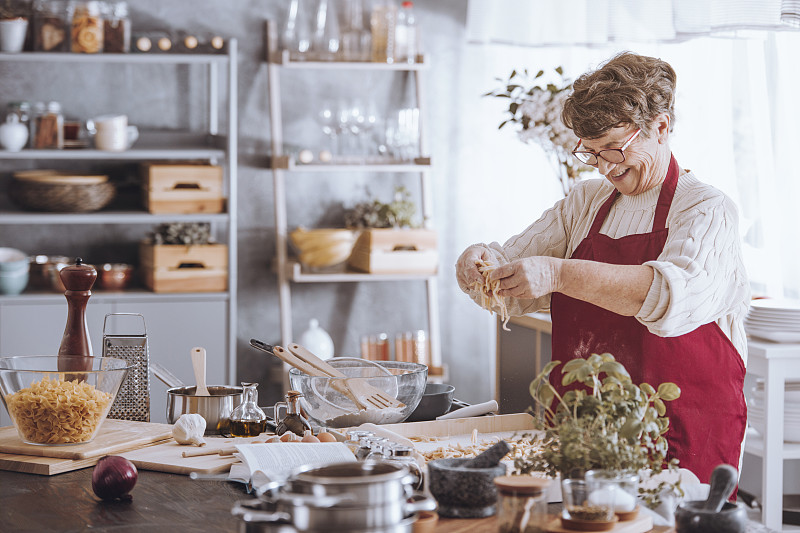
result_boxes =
[319,150,333,163]
[588,487,637,512]
[298,149,314,163]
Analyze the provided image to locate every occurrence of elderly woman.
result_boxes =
[456,52,749,484]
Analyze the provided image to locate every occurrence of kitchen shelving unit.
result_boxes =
[0,44,238,424]
[264,22,442,374]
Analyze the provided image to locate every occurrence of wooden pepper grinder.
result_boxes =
[57,258,97,373]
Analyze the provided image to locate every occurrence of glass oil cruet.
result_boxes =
[275,390,312,437]
[229,382,267,437]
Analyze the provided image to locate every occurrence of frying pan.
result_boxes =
[406,383,455,422]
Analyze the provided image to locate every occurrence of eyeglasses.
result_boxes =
[572,129,641,166]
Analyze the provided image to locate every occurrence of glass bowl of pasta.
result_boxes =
[0,355,130,446]
[289,359,427,428]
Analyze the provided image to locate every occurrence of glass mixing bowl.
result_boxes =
[0,355,130,445]
[288,359,427,428]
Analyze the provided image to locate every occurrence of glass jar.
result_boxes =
[584,470,639,514]
[71,0,104,53]
[102,1,130,53]
[345,429,374,455]
[494,476,550,533]
[386,444,422,490]
[274,390,311,437]
[33,0,70,52]
[33,101,63,149]
[229,383,267,437]
[561,478,615,523]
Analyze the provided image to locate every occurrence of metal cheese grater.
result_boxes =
[104,313,150,422]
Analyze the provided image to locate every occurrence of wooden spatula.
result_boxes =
[288,343,405,410]
[190,346,210,396]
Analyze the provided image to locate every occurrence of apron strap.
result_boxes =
[588,153,680,236]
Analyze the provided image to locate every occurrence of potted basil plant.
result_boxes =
[514,353,684,511]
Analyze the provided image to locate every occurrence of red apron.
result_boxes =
[549,155,747,484]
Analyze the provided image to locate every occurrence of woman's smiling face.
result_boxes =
[580,115,671,196]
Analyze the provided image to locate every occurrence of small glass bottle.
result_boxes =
[274,390,311,437]
[33,101,64,149]
[345,429,374,456]
[370,1,397,63]
[386,444,422,490]
[494,476,550,533]
[229,382,268,437]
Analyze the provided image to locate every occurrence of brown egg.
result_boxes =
[317,431,337,442]
[280,432,297,442]
[300,430,320,443]
[266,435,281,443]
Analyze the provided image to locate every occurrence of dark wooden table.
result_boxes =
[0,468,774,533]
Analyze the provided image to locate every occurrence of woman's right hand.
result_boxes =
[455,244,492,294]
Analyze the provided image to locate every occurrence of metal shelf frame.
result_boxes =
[0,44,239,383]
[264,21,442,370]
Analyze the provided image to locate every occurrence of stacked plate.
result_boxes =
[748,379,800,442]
[745,298,800,343]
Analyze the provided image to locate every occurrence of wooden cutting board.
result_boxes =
[0,420,173,460]
[119,440,241,475]
[0,451,102,476]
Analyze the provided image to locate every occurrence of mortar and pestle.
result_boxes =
[674,464,747,533]
[427,440,510,518]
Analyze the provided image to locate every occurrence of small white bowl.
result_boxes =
[0,248,28,271]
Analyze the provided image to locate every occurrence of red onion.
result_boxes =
[91,455,138,501]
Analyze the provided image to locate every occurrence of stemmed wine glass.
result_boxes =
[317,101,339,157]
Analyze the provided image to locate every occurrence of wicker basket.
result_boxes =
[9,172,115,213]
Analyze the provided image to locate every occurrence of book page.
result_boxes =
[229,442,355,485]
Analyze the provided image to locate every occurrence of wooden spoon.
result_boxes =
[190,346,210,396]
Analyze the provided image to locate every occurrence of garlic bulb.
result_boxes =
[172,413,207,446]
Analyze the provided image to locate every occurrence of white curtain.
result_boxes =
[461,2,800,299]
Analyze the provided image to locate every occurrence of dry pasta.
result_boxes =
[410,432,543,463]
[470,260,511,331]
[5,376,113,444]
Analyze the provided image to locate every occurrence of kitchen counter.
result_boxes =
[0,467,777,532]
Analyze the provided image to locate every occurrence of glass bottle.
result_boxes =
[229,382,268,437]
[281,0,312,61]
[311,0,340,61]
[370,0,397,63]
[395,1,417,63]
[341,0,370,61]
[33,101,63,149]
[274,390,311,437]
[345,429,374,455]
[494,475,550,533]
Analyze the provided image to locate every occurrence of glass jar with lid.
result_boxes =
[32,101,63,149]
[102,1,130,53]
[33,0,71,52]
[386,443,422,490]
[494,475,550,533]
[71,1,104,53]
[229,382,267,437]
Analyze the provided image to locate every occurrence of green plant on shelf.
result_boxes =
[344,186,419,229]
[148,222,215,245]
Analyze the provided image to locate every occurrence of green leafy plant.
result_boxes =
[514,353,683,507]
[148,222,215,245]
[344,186,419,229]
[485,67,594,195]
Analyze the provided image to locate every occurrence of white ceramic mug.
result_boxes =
[0,18,29,53]
[93,115,138,151]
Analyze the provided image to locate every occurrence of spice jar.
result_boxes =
[71,1,104,53]
[33,0,70,52]
[386,443,422,490]
[494,476,550,533]
[229,382,267,437]
[274,390,311,437]
[33,101,63,149]
[103,1,130,53]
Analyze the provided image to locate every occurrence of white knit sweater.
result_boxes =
[480,172,750,364]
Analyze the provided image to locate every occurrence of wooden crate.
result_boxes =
[347,228,438,274]
[141,163,224,214]
[140,242,227,293]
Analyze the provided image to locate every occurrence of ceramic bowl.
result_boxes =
[0,355,130,445]
[98,263,134,291]
[0,268,28,295]
[0,248,28,271]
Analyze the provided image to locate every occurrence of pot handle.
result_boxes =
[403,493,438,514]
[231,500,292,524]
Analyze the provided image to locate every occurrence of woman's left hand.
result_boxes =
[488,256,563,300]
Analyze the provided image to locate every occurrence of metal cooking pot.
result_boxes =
[166,385,243,435]
[256,461,436,531]
[232,499,420,533]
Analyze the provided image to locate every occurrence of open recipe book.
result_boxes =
[228,442,355,488]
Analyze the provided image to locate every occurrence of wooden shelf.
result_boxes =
[0,132,226,161]
[287,261,437,283]
[0,52,229,65]
[743,427,800,460]
[0,290,230,304]
[268,49,429,70]
[0,210,230,225]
